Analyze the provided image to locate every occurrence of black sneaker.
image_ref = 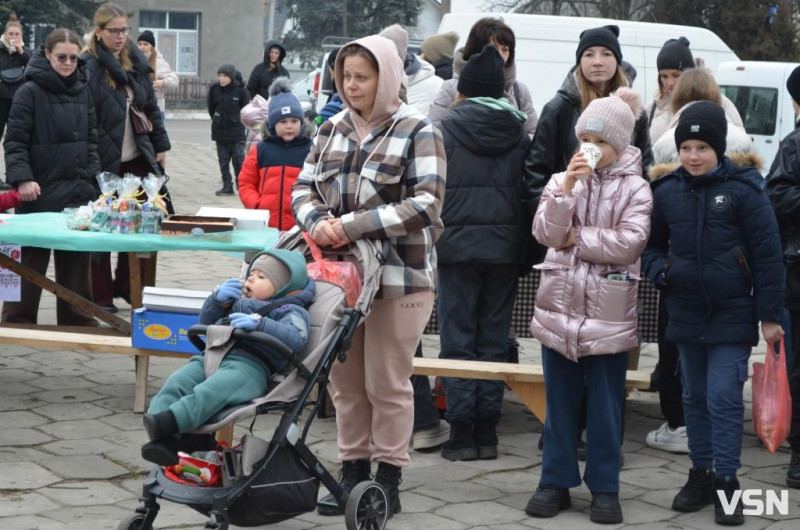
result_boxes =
[141,439,179,466]
[672,467,715,512]
[525,485,571,517]
[215,186,234,196]
[714,476,744,525]
[787,449,800,489]
[101,303,119,314]
[590,492,623,524]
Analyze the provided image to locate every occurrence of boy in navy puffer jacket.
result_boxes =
[141,250,314,466]
[643,101,784,525]
[208,63,250,196]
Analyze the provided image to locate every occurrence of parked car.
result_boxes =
[292,68,319,120]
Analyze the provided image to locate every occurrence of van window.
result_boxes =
[719,85,778,136]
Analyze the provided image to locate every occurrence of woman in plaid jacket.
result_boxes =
[292,34,446,519]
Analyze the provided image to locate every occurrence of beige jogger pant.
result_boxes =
[330,290,434,468]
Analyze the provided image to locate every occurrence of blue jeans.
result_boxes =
[149,355,269,433]
[437,263,518,422]
[677,342,750,478]
[540,346,628,493]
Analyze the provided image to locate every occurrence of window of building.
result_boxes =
[139,10,199,75]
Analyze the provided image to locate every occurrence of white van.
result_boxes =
[715,61,799,171]
[437,13,739,114]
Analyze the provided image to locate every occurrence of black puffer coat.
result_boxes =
[4,46,100,213]
[437,100,530,264]
[80,40,170,175]
[245,40,290,100]
[207,81,249,143]
[526,64,653,204]
[0,43,29,99]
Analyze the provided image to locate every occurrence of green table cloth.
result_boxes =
[0,212,279,253]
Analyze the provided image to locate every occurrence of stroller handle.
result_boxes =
[187,324,294,357]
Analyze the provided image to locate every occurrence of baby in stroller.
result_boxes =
[141,249,316,466]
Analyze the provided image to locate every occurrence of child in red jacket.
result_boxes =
[238,77,312,231]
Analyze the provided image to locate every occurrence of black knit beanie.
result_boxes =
[787,65,800,104]
[657,37,694,71]
[576,25,622,65]
[457,45,506,99]
[137,30,155,47]
[674,101,727,160]
[217,63,236,80]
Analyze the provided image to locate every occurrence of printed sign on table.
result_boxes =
[0,244,21,302]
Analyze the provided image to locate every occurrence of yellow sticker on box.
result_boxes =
[143,324,172,340]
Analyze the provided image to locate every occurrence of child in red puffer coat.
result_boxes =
[238,78,312,230]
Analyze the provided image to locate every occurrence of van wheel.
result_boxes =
[345,480,389,530]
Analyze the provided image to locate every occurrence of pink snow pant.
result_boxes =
[330,290,434,467]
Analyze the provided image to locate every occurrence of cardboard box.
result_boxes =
[142,287,211,314]
[195,207,270,231]
[132,308,202,354]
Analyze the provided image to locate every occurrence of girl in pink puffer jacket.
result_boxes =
[525,88,653,524]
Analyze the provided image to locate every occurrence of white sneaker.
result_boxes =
[646,422,689,453]
[412,420,450,450]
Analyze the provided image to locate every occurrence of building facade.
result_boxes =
[115,0,266,81]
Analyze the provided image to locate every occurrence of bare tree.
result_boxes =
[487,0,654,19]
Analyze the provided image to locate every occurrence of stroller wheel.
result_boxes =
[117,513,151,530]
[345,480,389,530]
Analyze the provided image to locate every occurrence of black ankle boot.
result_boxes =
[672,467,715,512]
[525,484,571,517]
[714,476,744,525]
[317,459,371,516]
[441,421,478,461]
[141,438,179,466]
[374,462,402,518]
[475,417,498,459]
[142,410,179,442]
[215,185,234,196]
[590,492,623,524]
[787,449,800,488]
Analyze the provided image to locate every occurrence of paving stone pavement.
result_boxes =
[1,122,798,529]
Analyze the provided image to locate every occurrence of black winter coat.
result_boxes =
[525,66,653,211]
[246,40,290,100]
[766,124,800,310]
[642,155,784,345]
[80,40,170,176]
[437,101,530,264]
[4,47,100,213]
[0,44,29,99]
[207,81,249,143]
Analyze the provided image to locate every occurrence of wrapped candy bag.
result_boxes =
[110,174,143,234]
[140,174,168,234]
[65,204,93,231]
[90,172,119,232]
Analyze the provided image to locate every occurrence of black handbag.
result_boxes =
[0,66,23,83]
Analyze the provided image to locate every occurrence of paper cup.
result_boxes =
[578,142,602,180]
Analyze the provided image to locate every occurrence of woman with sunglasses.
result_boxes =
[1,28,100,326]
[81,3,172,312]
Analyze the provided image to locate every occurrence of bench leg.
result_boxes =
[134,355,150,413]
[216,424,234,445]
[507,381,547,423]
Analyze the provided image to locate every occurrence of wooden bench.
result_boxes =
[0,326,651,423]
[413,357,651,422]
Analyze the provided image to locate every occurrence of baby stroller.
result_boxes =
[118,228,389,530]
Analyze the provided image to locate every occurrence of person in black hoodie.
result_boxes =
[246,40,290,100]
[765,65,800,491]
[1,28,100,327]
[81,3,172,312]
[208,63,250,196]
[0,14,29,190]
[436,45,531,462]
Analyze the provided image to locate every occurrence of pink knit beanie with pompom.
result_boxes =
[575,87,641,155]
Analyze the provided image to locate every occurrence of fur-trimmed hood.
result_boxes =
[648,150,764,181]
[259,116,316,142]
